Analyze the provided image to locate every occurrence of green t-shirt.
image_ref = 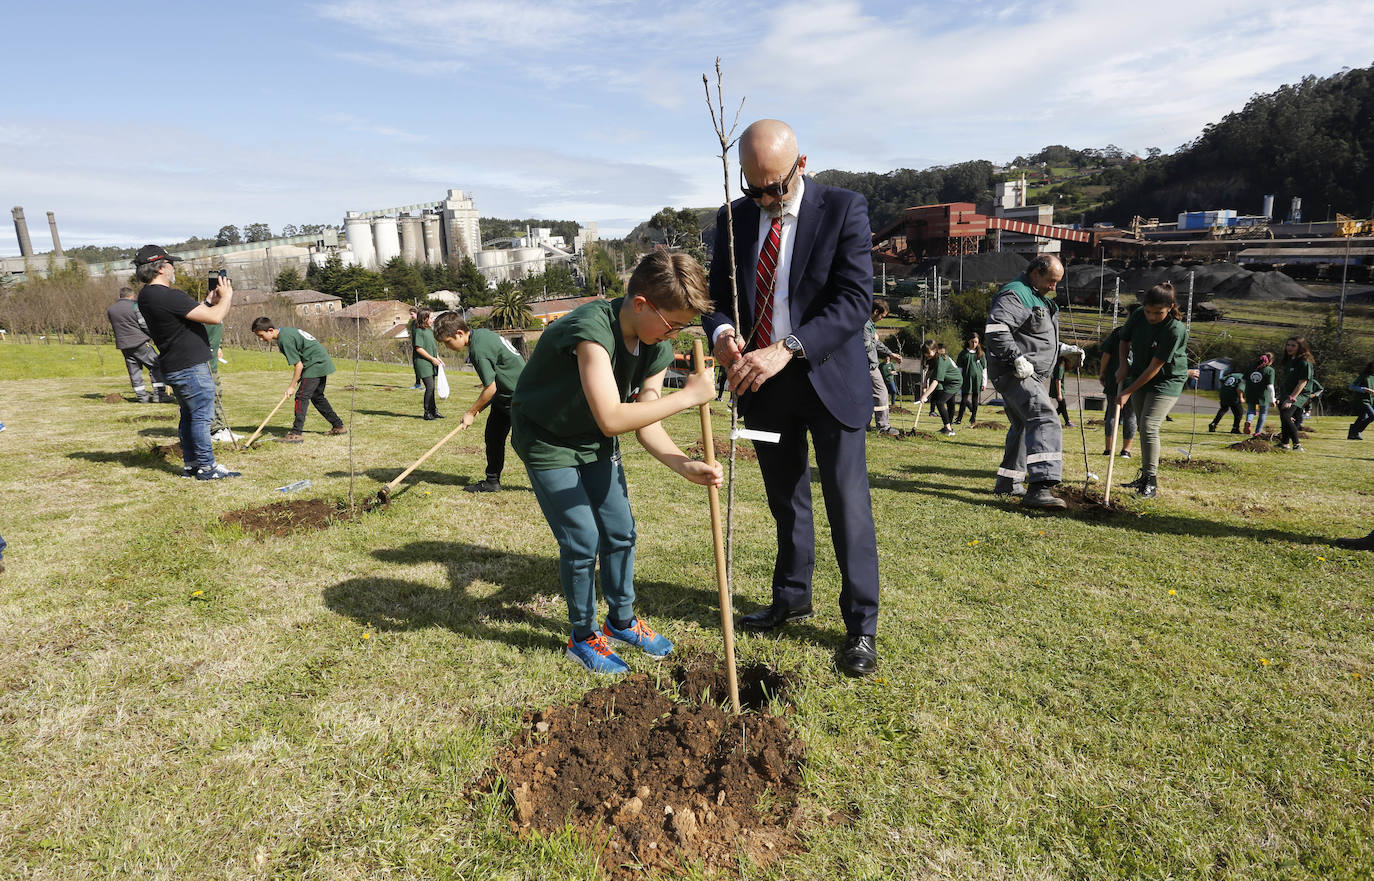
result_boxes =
[511,298,675,471]
[468,328,526,408]
[1354,373,1374,408]
[932,355,961,395]
[955,348,984,394]
[205,322,222,370]
[276,327,334,378]
[1218,372,1244,405]
[1121,309,1188,396]
[1100,326,1126,395]
[1280,359,1315,405]
[412,326,438,379]
[1244,365,1275,404]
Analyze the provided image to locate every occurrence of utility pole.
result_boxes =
[1338,231,1352,343]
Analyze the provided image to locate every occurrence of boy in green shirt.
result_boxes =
[1208,369,1247,434]
[511,251,721,675]
[433,312,527,492]
[1347,360,1374,440]
[251,317,347,442]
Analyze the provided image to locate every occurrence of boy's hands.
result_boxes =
[460,412,476,429]
[683,369,715,407]
[678,459,724,487]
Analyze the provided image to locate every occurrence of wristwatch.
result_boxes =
[783,334,806,359]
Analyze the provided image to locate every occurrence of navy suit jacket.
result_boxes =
[704,179,874,429]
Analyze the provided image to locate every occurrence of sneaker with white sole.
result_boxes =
[602,617,674,658]
[195,463,241,481]
[565,632,631,674]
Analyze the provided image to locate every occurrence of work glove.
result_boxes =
[1012,356,1034,379]
[1060,344,1085,357]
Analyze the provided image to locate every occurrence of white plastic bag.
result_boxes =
[435,364,450,399]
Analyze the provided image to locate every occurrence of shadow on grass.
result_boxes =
[322,540,805,654]
[321,468,530,497]
[873,471,1334,546]
[894,463,992,481]
[353,408,425,420]
[67,449,180,475]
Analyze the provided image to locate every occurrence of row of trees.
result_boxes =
[214,223,335,246]
[813,161,998,232]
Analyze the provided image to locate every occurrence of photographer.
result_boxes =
[133,246,241,481]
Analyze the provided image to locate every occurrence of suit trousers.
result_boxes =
[744,362,880,637]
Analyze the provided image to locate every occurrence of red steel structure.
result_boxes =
[873,202,1112,262]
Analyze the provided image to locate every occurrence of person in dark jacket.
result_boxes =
[107,286,171,403]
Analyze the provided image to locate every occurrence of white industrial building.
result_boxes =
[993,176,1061,256]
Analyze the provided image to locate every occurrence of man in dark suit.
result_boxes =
[705,119,880,677]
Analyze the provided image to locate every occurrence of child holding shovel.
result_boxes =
[250,318,347,442]
[917,341,961,436]
[1115,284,1191,498]
[511,251,721,674]
[433,312,526,493]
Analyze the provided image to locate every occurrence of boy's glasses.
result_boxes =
[646,300,693,334]
[740,155,800,199]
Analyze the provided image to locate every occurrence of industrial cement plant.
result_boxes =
[2,189,597,291]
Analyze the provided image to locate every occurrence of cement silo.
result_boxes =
[512,246,545,279]
[399,216,423,264]
[372,216,401,266]
[475,249,507,283]
[11,207,33,257]
[345,212,376,269]
[422,215,442,265]
[46,211,63,259]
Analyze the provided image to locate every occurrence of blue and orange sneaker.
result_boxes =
[566,632,631,675]
[602,617,674,658]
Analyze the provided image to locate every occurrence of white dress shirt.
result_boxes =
[713,176,806,346]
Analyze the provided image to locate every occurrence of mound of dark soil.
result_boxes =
[484,655,802,878]
[903,429,937,440]
[970,420,1007,430]
[103,392,124,403]
[1165,457,1234,473]
[924,251,1028,287]
[148,441,183,461]
[1052,485,1138,516]
[221,499,357,537]
[686,436,757,463]
[1230,437,1276,452]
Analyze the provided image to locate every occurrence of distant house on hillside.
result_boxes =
[531,295,605,326]
[230,289,343,316]
[334,299,413,337]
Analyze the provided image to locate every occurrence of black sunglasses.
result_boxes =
[740,155,800,199]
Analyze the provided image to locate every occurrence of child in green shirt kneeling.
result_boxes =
[510,251,722,674]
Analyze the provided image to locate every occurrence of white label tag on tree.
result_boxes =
[731,427,781,444]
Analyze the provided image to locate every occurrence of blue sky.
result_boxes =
[2,0,1369,251]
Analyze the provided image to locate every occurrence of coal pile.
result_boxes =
[922,252,1028,287]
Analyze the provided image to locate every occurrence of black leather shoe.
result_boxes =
[838,635,877,677]
[739,601,813,632]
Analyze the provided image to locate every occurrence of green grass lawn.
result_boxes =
[1,342,1372,880]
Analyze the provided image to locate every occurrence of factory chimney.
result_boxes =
[47,211,64,259]
[1262,194,1274,221]
[11,207,34,257]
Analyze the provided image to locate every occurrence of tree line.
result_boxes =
[1087,65,1374,224]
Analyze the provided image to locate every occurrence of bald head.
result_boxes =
[1026,254,1064,295]
[739,119,807,216]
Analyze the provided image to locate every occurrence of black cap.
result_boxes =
[132,245,182,266]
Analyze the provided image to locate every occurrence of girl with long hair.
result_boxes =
[954,332,986,425]
[1276,336,1315,451]
[1243,352,1275,435]
[918,340,961,436]
[1115,283,1191,498]
[411,309,444,420]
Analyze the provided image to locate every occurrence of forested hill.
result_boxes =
[813,161,997,231]
[1087,64,1374,223]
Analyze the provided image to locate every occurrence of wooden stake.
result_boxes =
[1104,402,1121,505]
[243,390,294,448]
[694,340,740,715]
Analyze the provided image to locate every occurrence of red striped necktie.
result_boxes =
[752,216,782,349]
